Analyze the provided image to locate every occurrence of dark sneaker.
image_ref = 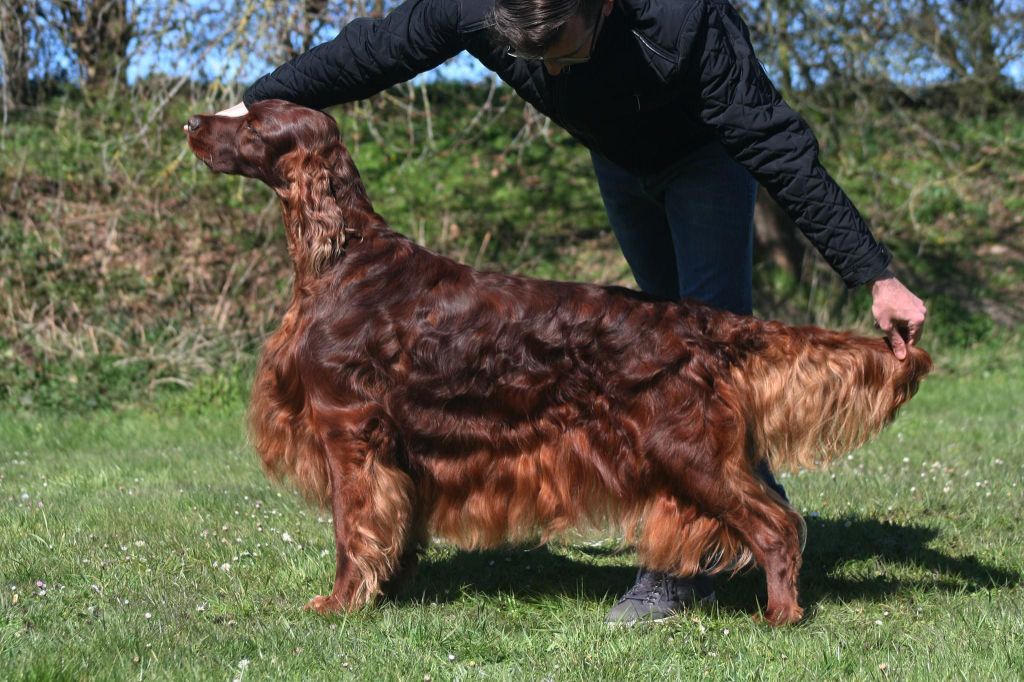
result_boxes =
[604,569,716,625]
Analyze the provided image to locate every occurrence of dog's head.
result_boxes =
[185,99,359,193]
[186,100,373,276]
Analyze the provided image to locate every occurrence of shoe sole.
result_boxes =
[604,592,717,627]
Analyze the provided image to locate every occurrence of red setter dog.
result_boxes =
[186,100,930,625]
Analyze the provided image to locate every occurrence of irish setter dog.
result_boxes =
[185,99,930,625]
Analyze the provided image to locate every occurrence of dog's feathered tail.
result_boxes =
[732,326,932,471]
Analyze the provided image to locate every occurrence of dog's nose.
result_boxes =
[186,116,202,133]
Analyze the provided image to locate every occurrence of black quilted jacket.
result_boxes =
[244,0,891,287]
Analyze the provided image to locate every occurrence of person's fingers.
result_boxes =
[876,312,905,360]
[907,318,924,346]
[911,302,927,344]
[888,325,908,360]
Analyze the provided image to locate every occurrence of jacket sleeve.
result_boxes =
[244,0,464,110]
[685,0,891,288]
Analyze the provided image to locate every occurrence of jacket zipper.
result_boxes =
[632,29,673,61]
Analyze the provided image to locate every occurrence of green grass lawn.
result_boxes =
[2,348,1023,681]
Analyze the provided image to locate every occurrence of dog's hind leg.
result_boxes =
[379,521,428,600]
[305,404,415,613]
[715,462,806,625]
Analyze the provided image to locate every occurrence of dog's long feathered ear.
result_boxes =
[305,156,346,276]
[286,149,347,276]
[282,141,373,277]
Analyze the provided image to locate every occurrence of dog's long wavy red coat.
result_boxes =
[186,100,930,624]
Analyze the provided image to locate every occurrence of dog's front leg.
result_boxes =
[305,405,415,613]
[305,447,360,614]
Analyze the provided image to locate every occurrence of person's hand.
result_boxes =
[183,102,249,133]
[870,269,927,360]
[216,102,248,117]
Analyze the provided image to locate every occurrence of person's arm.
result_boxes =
[242,0,464,111]
[685,0,925,354]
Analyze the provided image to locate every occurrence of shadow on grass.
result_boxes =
[717,517,1021,615]
[397,516,1021,614]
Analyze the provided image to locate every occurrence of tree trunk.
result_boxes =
[280,0,329,61]
[52,1,133,93]
[753,185,806,281]
[0,0,33,108]
[953,0,1004,111]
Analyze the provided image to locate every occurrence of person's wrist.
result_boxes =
[869,268,898,296]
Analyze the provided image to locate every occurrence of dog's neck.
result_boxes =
[278,186,375,290]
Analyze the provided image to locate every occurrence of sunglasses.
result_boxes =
[507,5,606,66]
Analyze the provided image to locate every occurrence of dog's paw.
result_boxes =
[754,604,804,626]
[304,594,345,614]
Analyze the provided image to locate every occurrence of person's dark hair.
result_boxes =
[491,0,605,57]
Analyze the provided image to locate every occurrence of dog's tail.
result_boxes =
[732,325,931,470]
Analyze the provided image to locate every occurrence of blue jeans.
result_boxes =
[591,143,787,501]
